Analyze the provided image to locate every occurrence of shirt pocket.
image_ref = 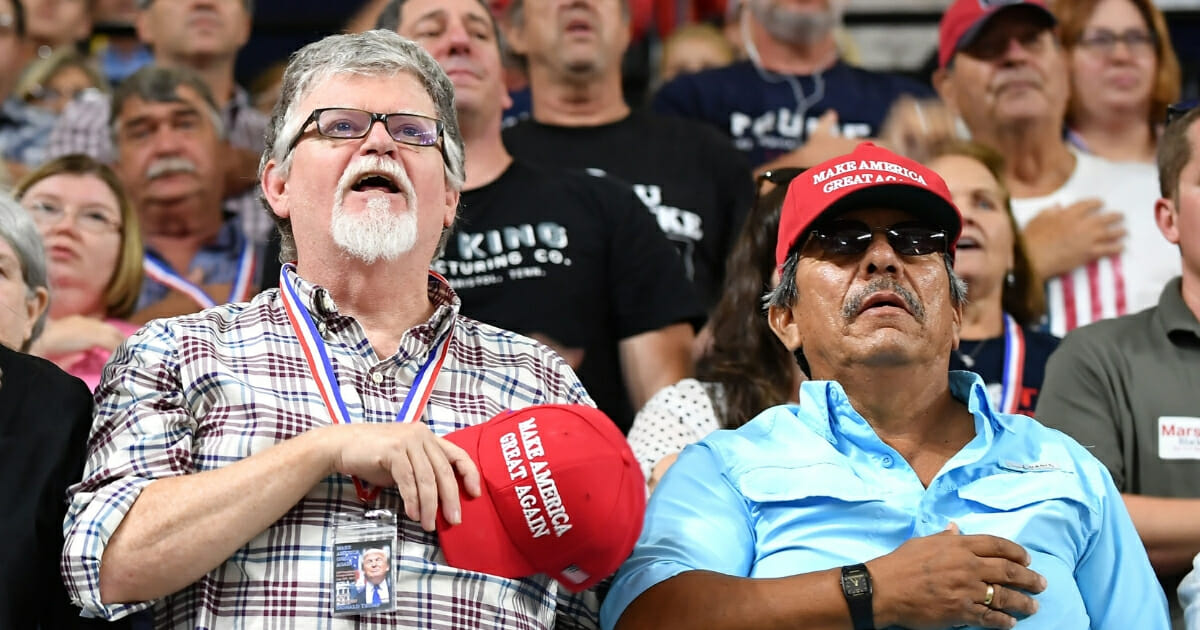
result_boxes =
[955,471,1093,564]
[736,464,890,577]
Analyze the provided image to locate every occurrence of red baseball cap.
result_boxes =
[938,0,1057,68]
[437,405,646,593]
[774,142,962,268]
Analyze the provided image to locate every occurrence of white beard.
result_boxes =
[329,156,419,264]
[331,193,419,264]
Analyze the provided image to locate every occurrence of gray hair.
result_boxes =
[259,29,466,263]
[0,193,48,349]
[110,65,225,146]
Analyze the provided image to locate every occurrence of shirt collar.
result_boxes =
[284,268,461,341]
[1156,277,1200,340]
[795,370,1004,449]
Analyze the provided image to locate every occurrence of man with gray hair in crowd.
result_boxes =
[109,65,259,322]
[62,30,601,628]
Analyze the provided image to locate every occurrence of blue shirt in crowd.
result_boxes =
[601,372,1167,630]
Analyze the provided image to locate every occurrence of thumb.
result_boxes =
[943,521,961,535]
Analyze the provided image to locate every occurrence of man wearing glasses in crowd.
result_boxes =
[62,30,601,627]
[600,142,1164,630]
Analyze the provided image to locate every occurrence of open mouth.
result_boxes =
[351,173,400,194]
[957,236,981,250]
[565,18,593,34]
[859,292,910,315]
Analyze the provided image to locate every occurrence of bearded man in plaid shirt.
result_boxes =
[62,30,600,629]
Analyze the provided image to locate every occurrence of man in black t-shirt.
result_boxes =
[500,0,754,312]
[381,0,703,432]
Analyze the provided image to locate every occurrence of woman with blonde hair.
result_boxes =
[927,142,1060,417]
[1055,0,1181,163]
[14,154,143,389]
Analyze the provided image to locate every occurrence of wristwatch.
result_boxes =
[840,563,875,630]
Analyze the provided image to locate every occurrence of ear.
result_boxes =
[1155,196,1181,245]
[231,10,252,49]
[443,187,460,228]
[505,18,528,56]
[932,67,959,114]
[134,12,156,48]
[767,303,804,351]
[260,159,292,221]
[22,286,49,347]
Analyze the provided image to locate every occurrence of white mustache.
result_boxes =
[145,157,197,180]
[337,156,415,200]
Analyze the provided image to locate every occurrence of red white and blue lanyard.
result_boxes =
[278,264,451,503]
[998,312,1026,415]
[143,240,258,309]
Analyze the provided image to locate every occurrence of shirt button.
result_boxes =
[317,322,328,335]
[371,372,384,384]
[322,294,336,312]
[880,455,894,467]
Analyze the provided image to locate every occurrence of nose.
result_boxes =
[446,20,473,55]
[861,231,901,277]
[359,117,399,157]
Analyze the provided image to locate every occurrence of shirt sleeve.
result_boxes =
[61,321,198,620]
[1034,328,1129,489]
[599,441,754,630]
[45,92,115,164]
[625,380,720,480]
[1073,458,1169,627]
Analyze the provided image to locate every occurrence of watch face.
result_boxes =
[843,569,871,596]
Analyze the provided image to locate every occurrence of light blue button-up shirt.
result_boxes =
[601,372,1167,629]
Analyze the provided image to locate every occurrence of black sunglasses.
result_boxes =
[1167,100,1199,126]
[807,219,948,257]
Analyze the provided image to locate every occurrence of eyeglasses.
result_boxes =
[961,25,1049,62]
[287,108,444,152]
[806,219,948,258]
[1167,100,1198,126]
[1076,29,1157,56]
[25,200,122,234]
[755,166,805,206]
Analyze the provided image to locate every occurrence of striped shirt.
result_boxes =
[1010,150,1179,337]
[45,86,273,245]
[62,271,600,629]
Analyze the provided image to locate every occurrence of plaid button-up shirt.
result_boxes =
[0,96,58,168]
[62,271,600,629]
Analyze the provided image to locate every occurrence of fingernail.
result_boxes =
[449,508,461,525]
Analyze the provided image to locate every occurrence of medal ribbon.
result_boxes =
[278,264,451,503]
[998,312,1026,415]
[143,240,258,309]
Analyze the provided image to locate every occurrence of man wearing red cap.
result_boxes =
[601,142,1164,630]
[934,0,1176,337]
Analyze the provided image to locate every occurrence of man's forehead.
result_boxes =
[119,87,207,120]
[299,72,435,113]
[404,0,495,27]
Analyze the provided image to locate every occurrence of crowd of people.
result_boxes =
[0,0,1198,628]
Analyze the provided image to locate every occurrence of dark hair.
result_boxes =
[1158,105,1200,200]
[694,183,795,429]
[10,0,24,38]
